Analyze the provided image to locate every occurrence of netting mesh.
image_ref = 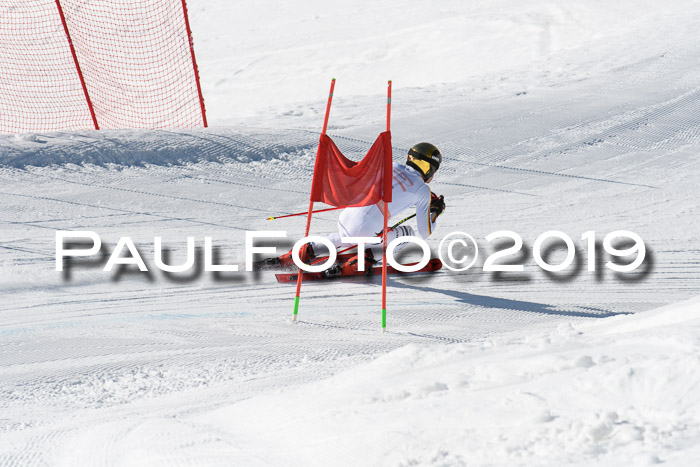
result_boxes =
[0,0,206,134]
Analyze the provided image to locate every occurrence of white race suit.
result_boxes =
[318,163,437,251]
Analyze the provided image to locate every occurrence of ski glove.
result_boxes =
[430,193,445,222]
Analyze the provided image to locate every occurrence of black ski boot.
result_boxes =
[323,249,378,278]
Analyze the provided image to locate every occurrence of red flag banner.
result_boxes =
[310,131,393,208]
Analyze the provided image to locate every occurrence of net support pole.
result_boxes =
[181,0,207,127]
[293,78,336,322]
[381,80,392,332]
[55,0,99,130]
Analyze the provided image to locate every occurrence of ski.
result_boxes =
[253,252,358,271]
[275,258,442,283]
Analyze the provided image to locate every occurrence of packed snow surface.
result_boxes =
[2,0,700,465]
[188,297,700,466]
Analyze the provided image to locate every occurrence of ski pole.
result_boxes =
[268,206,343,220]
[376,213,415,236]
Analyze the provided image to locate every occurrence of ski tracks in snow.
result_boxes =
[2,24,700,466]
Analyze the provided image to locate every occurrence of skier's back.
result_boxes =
[336,148,440,244]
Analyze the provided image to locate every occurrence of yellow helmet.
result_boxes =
[406,142,442,181]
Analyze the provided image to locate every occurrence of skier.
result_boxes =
[278,142,445,276]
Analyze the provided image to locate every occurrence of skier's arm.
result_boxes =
[415,185,436,239]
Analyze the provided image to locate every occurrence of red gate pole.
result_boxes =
[293,78,336,322]
[381,80,392,332]
[386,80,391,133]
[181,0,207,127]
[55,0,98,130]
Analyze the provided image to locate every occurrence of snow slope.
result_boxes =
[186,297,700,467]
[1,0,700,465]
[188,0,700,127]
